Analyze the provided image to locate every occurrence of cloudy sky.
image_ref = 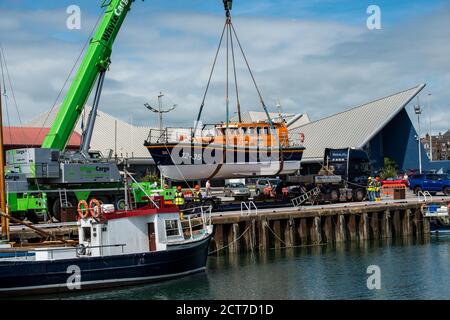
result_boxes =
[0,0,449,135]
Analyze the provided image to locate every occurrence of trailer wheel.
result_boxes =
[330,189,339,202]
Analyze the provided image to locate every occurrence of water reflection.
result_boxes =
[36,234,449,300]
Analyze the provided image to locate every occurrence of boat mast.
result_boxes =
[0,52,8,240]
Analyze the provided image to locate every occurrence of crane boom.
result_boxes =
[41,0,134,150]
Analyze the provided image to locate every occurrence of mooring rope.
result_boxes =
[208,225,251,255]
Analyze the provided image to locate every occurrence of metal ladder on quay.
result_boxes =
[58,188,69,209]
[291,187,321,207]
[240,201,258,216]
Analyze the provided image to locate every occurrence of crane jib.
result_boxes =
[102,0,130,43]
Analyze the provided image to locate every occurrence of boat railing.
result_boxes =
[179,205,213,240]
[0,248,35,261]
[146,126,303,148]
[147,127,195,144]
[51,244,127,259]
[0,244,127,261]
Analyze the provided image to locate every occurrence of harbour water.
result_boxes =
[45,234,449,300]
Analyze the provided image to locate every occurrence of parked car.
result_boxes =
[408,174,450,196]
[255,178,281,196]
[223,182,251,200]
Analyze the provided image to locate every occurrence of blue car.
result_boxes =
[408,174,450,196]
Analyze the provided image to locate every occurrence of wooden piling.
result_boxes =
[213,224,224,254]
[242,221,251,252]
[311,216,322,244]
[370,212,379,240]
[382,210,392,239]
[323,216,334,243]
[348,214,357,241]
[251,219,257,251]
[413,209,422,238]
[273,220,282,249]
[284,217,295,248]
[402,209,412,237]
[359,213,369,240]
[227,223,240,253]
[392,210,401,238]
[335,214,346,242]
[259,219,269,251]
[423,213,430,235]
[297,218,308,245]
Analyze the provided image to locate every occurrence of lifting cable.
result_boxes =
[194,0,275,135]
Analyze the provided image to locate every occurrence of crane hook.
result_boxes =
[223,0,232,17]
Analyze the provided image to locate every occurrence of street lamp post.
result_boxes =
[427,93,432,161]
[414,103,422,174]
[144,92,177,187]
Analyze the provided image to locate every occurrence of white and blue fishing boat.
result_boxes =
[0,197,213,297]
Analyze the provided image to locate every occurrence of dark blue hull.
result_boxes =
[0,236,211,297]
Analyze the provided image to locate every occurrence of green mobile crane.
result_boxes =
[5,0,158,221]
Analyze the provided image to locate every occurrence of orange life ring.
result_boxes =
[299,132,305,143]
[89,198,103,218]
[77,200,90,219]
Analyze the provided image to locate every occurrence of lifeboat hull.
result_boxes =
[146,142,304,181]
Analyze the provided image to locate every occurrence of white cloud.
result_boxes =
[0,4,449,136]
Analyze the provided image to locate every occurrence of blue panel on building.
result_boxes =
[366,109,450,172]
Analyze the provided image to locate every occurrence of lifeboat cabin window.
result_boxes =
[165,219,181,237]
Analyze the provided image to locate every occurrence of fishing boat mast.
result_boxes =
[0,54,8,240]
